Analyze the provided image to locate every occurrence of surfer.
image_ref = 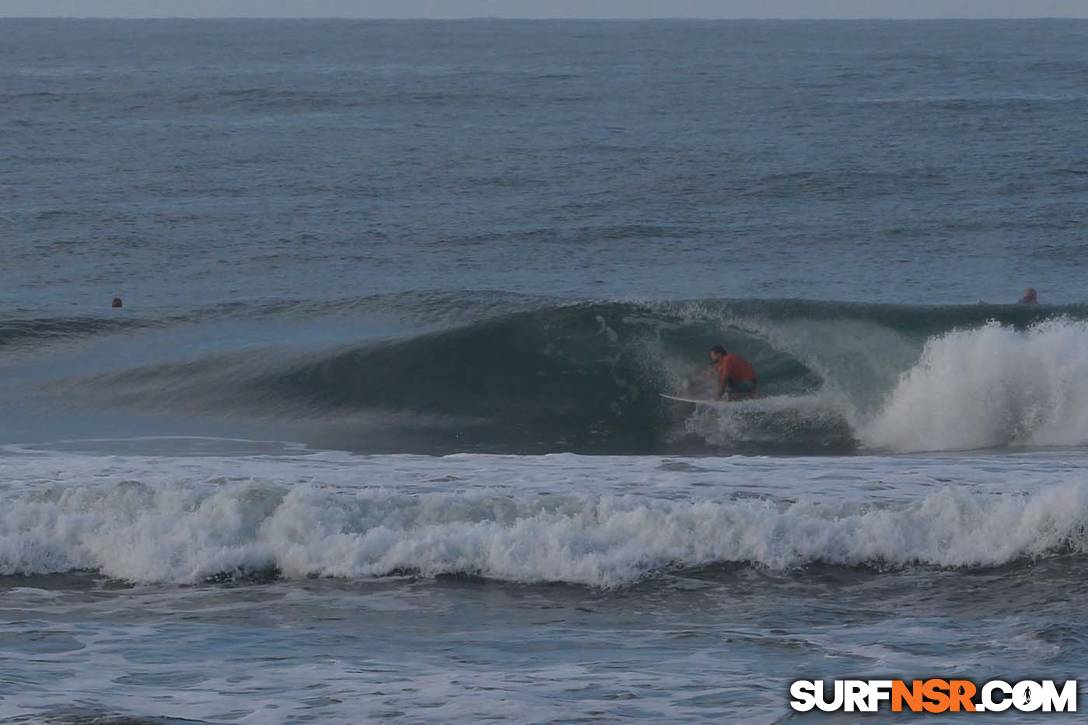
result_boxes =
[710,345,758,401]
[1017,287,1038,304]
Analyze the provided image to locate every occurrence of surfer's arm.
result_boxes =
[715,361,729,399]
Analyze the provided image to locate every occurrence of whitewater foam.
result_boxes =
[3,448,1088,587]
[863,319,1088,451]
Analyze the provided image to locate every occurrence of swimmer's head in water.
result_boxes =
[1020,288,1038,304]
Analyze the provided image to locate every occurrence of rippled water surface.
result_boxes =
[3,18,1088,723]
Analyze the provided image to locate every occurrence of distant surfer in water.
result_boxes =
[709,345,758,401]
[1018,287,1038,304]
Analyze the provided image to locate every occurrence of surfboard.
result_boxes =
[662,393,798,416]
[660,393,725,405]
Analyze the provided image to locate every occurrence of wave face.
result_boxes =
[13,295,1088,454]
[6,470,1088,587]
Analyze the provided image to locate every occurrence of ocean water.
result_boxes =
[3,17,1088,723]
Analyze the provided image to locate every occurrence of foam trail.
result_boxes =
[5,476,1088,587]
[863,319,1088,451]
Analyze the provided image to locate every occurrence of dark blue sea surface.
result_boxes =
[3,19,1088,723]
[4,19,1088,311]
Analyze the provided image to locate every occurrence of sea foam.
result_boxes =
[862,319,1088,451]
[4,459,1088,587]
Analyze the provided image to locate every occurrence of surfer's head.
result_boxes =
[709,345,726,363]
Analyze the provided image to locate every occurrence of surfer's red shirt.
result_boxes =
[716,353,757,385]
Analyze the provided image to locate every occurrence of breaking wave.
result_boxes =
[864,319,1088,450]
[5,476,1088,587]
[9,294,1088,454]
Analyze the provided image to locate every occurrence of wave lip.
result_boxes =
[5,477,1088,587]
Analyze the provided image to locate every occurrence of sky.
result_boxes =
[1,0,1086,19]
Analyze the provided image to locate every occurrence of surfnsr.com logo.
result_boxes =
[790,679,1077,714]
